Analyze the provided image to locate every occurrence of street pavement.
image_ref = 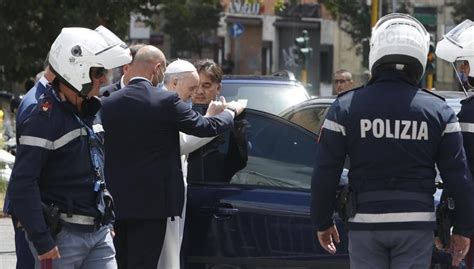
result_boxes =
[0,217,16,269]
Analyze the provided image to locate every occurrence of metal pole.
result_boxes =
[371,0,379,27]
[427,74,433,90]
[392,0,397,12]
[301,68,308,85]
[235,38,240,74]
[378,0,382,21]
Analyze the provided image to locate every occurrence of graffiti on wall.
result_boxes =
[282,45,300,68]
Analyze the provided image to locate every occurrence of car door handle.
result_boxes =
[214,204,239,221]
[215,207,239,216]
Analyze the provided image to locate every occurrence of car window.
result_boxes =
[287,106,330,135]
[187,110,317,189]
[221,82,309,115]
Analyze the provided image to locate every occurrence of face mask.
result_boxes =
[155,67,165,89]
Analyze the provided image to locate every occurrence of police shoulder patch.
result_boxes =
[38,97,53,114]
[337,85,363,97]
[420,89,445,101]
[461,94,474,105]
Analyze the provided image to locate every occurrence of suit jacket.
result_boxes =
[100,80,121,97]
[187,105,248,182]
[101,78,234,219]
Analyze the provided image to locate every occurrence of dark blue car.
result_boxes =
[182,108,453,269]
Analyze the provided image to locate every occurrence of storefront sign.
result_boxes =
[228,0,261,15]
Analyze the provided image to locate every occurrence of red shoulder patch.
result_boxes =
[40,98,52,112]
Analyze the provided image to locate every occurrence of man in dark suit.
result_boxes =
[99,43,145,97]
[101,45,244,269]
[187,59,248,182]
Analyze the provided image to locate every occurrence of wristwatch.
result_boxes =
[226,106,237,114]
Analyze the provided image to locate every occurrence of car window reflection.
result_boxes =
[187,109,317,189]
[288,106,330,134]
[221,83,309,115]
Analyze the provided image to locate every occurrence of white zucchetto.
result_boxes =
[165,59,196,74]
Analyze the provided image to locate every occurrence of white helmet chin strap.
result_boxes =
[452,62,469,97]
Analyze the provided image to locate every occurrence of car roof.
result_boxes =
[279,96,336,114]
[222,74,301,85]
[434,90,469,99]
[280,90,470,117]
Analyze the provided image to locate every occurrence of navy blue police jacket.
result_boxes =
[458,96,474,181]
[3,77,48,214]
[311,71,474,236]
[101,78,234,220]
[7,85,106,255]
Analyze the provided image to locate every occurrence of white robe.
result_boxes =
[157,133,214,269]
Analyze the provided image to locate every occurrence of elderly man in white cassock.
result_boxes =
[158,59,231,268]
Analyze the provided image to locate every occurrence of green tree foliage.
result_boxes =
[319,0,371,54]
[161,0,222,58]
[0,0,160,88]
[452,0,474,22]
[318,0,409,66]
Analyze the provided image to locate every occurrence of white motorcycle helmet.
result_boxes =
[369,13,430,82]
[48,26,132,96]
[436,20,474,87]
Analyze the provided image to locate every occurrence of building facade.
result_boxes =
[219,0,337,96]
[131,0,461,95]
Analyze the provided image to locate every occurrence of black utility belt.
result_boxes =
[357,190,434,205]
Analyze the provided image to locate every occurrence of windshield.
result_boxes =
[221,82,309,115]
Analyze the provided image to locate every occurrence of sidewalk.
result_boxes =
[0,217,16,269]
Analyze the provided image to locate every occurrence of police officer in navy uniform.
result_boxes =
[6,26,131,268]
[311,13,474,268]
[436,19,474,268]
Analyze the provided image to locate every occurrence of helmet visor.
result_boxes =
[436,20,474,62]
[444,19,474,48]
[95,25,124,49]
[80,26,132,69]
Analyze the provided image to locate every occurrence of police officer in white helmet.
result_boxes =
[437,19,474,268]
[311,13,474,268]
[6,26,131,268]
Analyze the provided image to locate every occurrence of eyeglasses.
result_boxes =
[90,67,107,79]
[334,79,350,84]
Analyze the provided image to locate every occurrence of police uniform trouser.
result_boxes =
[27,225,116,269]
[114,218,167,269]
[348,230,433,269]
